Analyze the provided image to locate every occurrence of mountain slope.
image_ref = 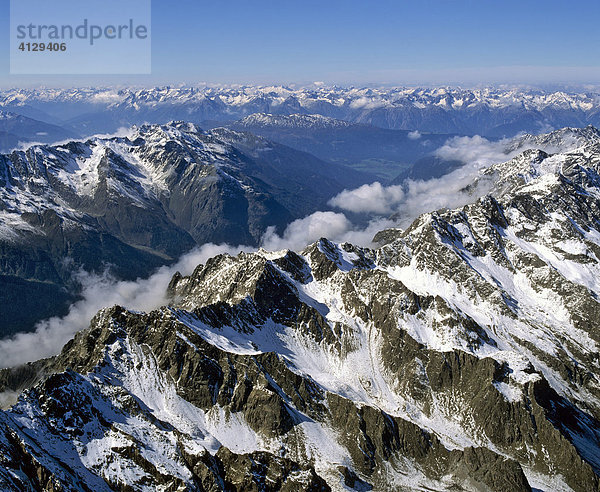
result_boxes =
[0,110,77,152]
[0,122,371,335]
[3,131,600,490]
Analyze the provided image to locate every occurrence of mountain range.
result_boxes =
[1,125,600,490]
[3,86,600,138]
[0,122,370,336]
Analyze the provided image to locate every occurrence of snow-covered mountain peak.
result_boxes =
[133,120,205,140]
[472,130,600,201]
[8,85,600,136]
[0,110,18,121]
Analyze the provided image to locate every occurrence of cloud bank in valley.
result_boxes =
[328,183,405,214]
[263,135,530,251]
[261,211,397,252]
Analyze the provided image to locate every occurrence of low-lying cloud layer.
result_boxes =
[434,135,513,167]
[261,211,396,252]
[262,138,510,251]
[328,183,405,214]
[0,390,20,410]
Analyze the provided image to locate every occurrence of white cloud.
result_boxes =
[328,182,405,214]
[261,211,352,251]
[0,390,19,410]
[396,173,494,227]
[393,135,512,223]
[273,133,538,253]
[328,135,512,228]
[434,135,512,168]
[260,210,397,252]
[408,130,421,140]
[335,217,398,246]
[432,132,585,170]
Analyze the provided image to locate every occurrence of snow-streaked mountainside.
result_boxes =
[4,86,600,137]
[0,121,370,335]
[0,121,364,239]
[3,127,600,490]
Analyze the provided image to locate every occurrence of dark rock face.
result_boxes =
[0,122,371,335]
[0,300,534,491]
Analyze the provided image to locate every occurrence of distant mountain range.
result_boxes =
[3,86,600,138]
[5,85,600,185]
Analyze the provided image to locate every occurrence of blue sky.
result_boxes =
[1,0,600,87]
